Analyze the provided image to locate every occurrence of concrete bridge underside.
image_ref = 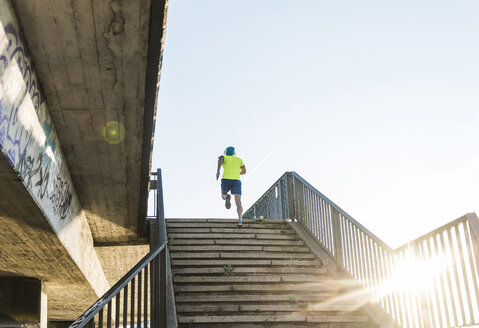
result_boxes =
[0,0,167,323]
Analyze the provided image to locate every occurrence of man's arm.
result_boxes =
[216,156,224,180]
[240,165,246,175]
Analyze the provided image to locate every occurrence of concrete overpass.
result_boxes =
[0,0,167,325]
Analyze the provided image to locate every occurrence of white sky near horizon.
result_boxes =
[151,0,479,249]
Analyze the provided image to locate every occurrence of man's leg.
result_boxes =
[234,194,243,223]
[221,180,231,209]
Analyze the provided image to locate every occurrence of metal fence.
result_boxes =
[70,169,170,328]
[244,171,479,328]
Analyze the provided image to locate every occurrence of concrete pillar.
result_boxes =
[40,282,47,328]
[0,277,44,327]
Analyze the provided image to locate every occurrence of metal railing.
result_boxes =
[70,169,173,328]
[244,171,479,328]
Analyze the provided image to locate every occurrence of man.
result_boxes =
[216,146,247,226]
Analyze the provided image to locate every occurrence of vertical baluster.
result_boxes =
[448,227,467,324]
[349,221,358,278]
[357,230,367,287]
[107,301,112,328]
[313,194,320,244]
[303,186,314,236]
[390,252,404,327]
[421,239,437,328]
[412,242,424,328]
[336,214,343,267]
[325,203,332,253]
[115,294,120,328]
[98,308,103,328]
[123,284,128,327]
[376,246,389,313]
[131,276,136,328]
[359,231,370,290]
[298,183,305,223]
[456,223,474,324]
[351,222,361,280]
[384,252,398,323]
[309,191,315,239]
[144,264,149,327]
[367,238,379,302]
[138,269,142,327]
[345,219,354,275]
[464,222,479,323]
[399,251,411,328]
[355,226,365,284]
[326,201,332,254]
[318,197,324,248]
[160,248,167,328]
[435,233,452,327]
[153,257,159,328]
[341,216,349,269]
[414,241,426,327]
[405,246,419,328]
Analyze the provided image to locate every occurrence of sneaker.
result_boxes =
[225,194,231,209]
[237,220,243,227]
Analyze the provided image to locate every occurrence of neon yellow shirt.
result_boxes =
[222,155,244,180]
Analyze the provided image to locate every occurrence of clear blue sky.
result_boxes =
[152,0,479,248]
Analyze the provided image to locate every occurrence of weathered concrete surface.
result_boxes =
[0,154,104,320]
[9,0,167,243]
[0,0,167,321]
[95,245,149,286]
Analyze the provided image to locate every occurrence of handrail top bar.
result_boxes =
[394,212,479,251]
[243,172,289,217]
[289,171,394,252]
[245,171,394,252]
[247,171,478,254]
[69,242,167,328]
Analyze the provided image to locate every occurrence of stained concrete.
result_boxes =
[0,0,168,322]
[9,0,168,243]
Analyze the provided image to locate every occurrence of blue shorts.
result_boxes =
[221,179,242,195]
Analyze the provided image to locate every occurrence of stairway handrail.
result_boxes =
[245,171,479,328]
[70,242,167,328]
[244,171,393,251]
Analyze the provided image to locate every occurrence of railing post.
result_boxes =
[286,172,295,220]
[331,208,343,267]
[157,168,167,245]
[160,249,167,328]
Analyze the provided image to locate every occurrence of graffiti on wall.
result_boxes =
[0,23,72,220]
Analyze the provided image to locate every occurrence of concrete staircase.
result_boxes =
[167,219,378,327]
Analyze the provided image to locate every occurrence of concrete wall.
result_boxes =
[0,0,108,299]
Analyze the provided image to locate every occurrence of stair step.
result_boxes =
[171,239,304,246]
[172,267,328,275]
[177,314,368,323]
[166,218,282,224]
[176,304,360,313]
[168,218,376,327]
[168,228,295,235]
[170,245,311,252]
[175,294,334,303]
[170,252,315,260]
[173,275,332,284]
[171,259,322,267]
[168,233,298,240]
[171,245,263,252]
[167,222,288,229]
[174,282,340,293]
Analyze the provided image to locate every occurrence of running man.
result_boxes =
[216,146,247,226]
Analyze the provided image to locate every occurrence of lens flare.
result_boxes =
[103,121,125,144]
